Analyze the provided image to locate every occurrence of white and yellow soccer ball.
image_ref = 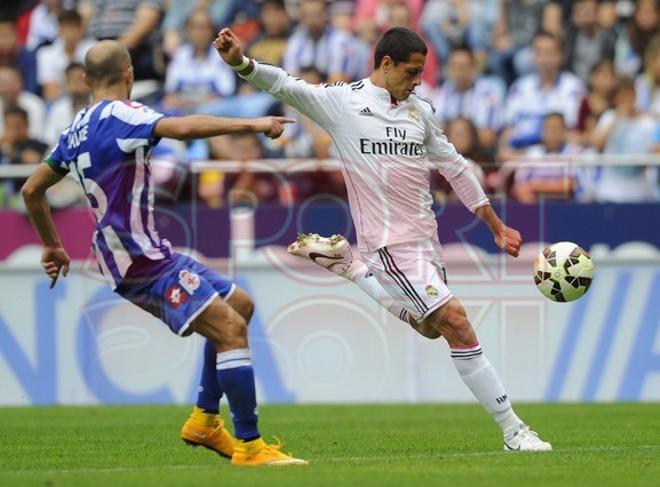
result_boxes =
[533,241,594,302]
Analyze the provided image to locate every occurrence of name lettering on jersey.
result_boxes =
[67,124,89,149]
[359,126,423,156]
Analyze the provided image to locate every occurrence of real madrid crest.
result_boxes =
[408,107,420,121]
[425,285,438,298]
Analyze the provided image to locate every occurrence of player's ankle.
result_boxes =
[342,260,368,280]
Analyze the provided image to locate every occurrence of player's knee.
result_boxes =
[434,300,476,346]
[227,287,255,324]
[412,318,442,340]
[191,299,249,349]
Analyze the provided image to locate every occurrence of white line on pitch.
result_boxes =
[2,445,659,476]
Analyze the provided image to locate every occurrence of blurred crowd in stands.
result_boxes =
[0,0,658,210]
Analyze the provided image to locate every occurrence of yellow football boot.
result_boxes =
[180,407,235,458]
[231,437,308,467]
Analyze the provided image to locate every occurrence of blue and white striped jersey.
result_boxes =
[45,99,167,288]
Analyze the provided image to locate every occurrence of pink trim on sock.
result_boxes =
[450,342,480,350]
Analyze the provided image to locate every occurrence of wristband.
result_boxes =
[231,55,250,71]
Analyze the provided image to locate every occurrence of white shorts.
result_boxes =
[362,238,453,321]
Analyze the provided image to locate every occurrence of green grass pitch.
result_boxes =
[1,404,658,486]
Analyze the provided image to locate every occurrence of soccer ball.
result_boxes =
[533,242,594,302]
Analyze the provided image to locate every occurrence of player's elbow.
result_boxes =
[174,120,195,140]
[20,180,39,201]
[155,118,195,140]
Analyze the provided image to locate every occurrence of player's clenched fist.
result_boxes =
[495,226,522,258]
[213,28,243,66]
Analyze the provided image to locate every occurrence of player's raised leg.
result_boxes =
[287,234,439,337]
[189,297,307,466]
[422,298,552,452]
[180,288,255,458]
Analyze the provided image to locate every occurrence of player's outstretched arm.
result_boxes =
[154,115,294,140]
[474,204,522,258]
[21,164,71,288]
[213,28,345,129]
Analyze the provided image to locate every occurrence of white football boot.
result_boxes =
[503,425,553,452]
[287,233,355,276]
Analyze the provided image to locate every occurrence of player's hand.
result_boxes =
[41,246,70,288]
[494,225,522,258]
[213,28,244,66]
[252,116,296,139]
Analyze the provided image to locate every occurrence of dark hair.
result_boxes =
[186,7,214,28]
[260,0,286,9]
[298,64,326,82]
[0,63,21,75]
[544,112,566,125]
[615,75,636,94]
[0,17,17,27]
[65,62,85,76]
[374,27,427,68]
[449,45,475,61]
[533,30,563,51]
[57,9,82,25]
[4,104,28,122]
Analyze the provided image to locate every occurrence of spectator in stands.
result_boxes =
[431,117,488,201]
[0,65,46,139]
[199,132,291,208]
[79,0,165,81]
[283,0,361,83]
[489,0,548,84]
[433,46,504,150]
[162,8,236,113]
[0,105,48,207]
[499,32,585,161]
[614,0,658,77]
[224,133,292,206]
[278,65,332,159]
[511,113,582,203]
[577,59,617,141]
[329,1,371,81]
[421,0,497,68]
[0,18,38,94]
[563,0,617,84]
[589,76,658,202]
[37,10,94,102]
[354,0,425,32]
[248,0,292,66]
[162,0,258,56]
[635,34,660,116]
[26,0,60,50]
[43,63,90,145]
[289,166,347,203]
[387,1,439,88]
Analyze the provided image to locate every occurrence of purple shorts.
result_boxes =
[115,252,235,336]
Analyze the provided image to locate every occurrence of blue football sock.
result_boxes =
[196,340,222,414]
[216,348,260,441]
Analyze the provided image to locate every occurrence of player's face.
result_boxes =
[386,52,426,101]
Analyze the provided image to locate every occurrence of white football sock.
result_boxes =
[343,260,412,324]
[450,343,523,439]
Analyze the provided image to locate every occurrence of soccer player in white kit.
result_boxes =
[215,27,551,452]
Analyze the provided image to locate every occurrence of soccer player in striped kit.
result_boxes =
[21,40,306,466]
[215,26,551,452]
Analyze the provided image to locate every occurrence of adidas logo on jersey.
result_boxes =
[359,107,374,116]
